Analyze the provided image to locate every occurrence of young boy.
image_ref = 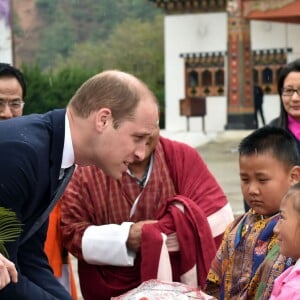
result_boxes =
[205,126,300,300]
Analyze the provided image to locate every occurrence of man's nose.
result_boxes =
[0,104,13,119]
[134,143,146,161]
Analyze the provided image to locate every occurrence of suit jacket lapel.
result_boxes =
[48,109,66,194]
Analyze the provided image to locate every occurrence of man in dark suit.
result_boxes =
[0,70,160,299]
[0,63,26,289]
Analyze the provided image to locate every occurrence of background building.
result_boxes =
[0,0,13,64]
[150,0,300,132]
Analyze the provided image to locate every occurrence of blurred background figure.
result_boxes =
[254,84,265,128]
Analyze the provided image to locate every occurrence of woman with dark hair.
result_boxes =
[244,59,300,213]
[269,58,300,152]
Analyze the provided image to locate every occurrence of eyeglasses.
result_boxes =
[281,88,300,97]
[0,99,24,112]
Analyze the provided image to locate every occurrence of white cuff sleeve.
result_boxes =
[82,222,136,266]
[207,203,234,237]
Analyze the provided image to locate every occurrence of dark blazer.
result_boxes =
[0,109,72,299]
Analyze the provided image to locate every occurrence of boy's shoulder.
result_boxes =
[226,210,279,236]
[227,210,252,229]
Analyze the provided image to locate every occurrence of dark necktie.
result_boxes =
[20,165,75,245]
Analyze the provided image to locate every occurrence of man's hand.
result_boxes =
[126,220,157,252]
[0,253,18,289]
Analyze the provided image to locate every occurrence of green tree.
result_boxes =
[37,18,76,69]
[33,0,162,69]
[22,64,94,114]
[99,16,165,126]
[100,16,164,83]
[54,41,103,72]
[54,15,165,126]
[18,1,165,125]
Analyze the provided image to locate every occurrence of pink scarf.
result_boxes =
[288,115,300,140]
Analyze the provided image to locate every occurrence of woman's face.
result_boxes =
[282,71,300,121]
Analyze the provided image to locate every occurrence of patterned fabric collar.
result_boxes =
[126,153,154,188]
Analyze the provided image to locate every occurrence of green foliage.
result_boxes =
[38,18,76,69]
[99,16,165,126]
[22,64,94,114]
[36,0,59,19]
[0,207,22,258]
[54,15,165,127]
[54,42,103,72]
[68,1,121,42]
[34,0,162,58]
[19,0,165,127]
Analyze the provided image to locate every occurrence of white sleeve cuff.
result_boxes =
[207,203,234,237]
[82,222,136,266]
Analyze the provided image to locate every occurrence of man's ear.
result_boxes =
[290,166,300,185]
[95,108,111,131]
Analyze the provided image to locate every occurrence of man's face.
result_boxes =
[88,98,159,180]
[132,125,160,164]
[0,77,24,120]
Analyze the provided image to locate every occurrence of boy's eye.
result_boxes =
[258,178,269,183]
[240,178,249,183]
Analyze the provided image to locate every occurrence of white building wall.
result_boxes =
[0,12,13,64]
[164,13,300,133]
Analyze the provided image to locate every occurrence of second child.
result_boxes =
[270,182,300,299]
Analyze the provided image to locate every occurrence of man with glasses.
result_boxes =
[0,63,25,120]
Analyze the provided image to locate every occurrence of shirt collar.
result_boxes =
[61,112,74,169]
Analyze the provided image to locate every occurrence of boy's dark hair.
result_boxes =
[239,126,300,168]
[0,63,27,98]
[286,182,300,215]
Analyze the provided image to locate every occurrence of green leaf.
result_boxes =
[0,207,22,258]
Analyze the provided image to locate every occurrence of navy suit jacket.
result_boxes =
[0,109,72,299]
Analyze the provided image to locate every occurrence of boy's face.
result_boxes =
[239,152,297,216]
[274,196,300,258]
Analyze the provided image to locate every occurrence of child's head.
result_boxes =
[238,126,300,217]
[274,182,300,259]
